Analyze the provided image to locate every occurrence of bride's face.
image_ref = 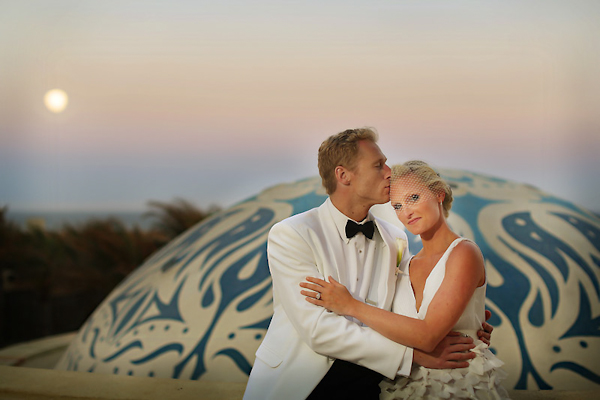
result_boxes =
[390,174,445,236]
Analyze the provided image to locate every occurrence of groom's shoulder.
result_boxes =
[271,203,324,233]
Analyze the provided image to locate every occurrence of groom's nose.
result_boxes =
[384,164,391,179]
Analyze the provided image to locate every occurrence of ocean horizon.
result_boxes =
[5,210,153,231]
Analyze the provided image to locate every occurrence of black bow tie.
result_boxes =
[345,220,375,240]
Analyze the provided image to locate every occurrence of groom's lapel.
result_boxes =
[317,202,347,284]
[374,218,398,311]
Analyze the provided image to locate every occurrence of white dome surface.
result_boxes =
[55,170,600,391]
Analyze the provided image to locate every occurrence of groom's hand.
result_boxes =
[413,332,476,369]
[477,309,494,346]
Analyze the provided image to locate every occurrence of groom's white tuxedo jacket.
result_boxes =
[244,199,412,400]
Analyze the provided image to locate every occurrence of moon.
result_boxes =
[44,89,69,113]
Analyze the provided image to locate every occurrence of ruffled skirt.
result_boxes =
[380,343,510,400]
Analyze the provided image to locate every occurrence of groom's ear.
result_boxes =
[335,166,351,187]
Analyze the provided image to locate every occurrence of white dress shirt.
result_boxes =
[326,200,413,375]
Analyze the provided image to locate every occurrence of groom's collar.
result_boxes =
[326,198,376,243]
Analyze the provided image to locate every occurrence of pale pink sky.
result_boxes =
[1,0,598,212]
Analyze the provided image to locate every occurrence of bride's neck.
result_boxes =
[419,220,458,256]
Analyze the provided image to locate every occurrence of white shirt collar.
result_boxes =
[325,198,376,243]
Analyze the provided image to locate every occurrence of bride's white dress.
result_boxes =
[380,238,510,400]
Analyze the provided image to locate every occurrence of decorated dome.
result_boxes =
[56,170,600,390]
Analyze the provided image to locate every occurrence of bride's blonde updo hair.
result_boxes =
[391,160,454,218]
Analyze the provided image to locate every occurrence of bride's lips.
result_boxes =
[408,217,421,225]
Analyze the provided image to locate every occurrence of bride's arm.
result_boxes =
[300,241,485,353]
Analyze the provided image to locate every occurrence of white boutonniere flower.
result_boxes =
[395,238,407,276]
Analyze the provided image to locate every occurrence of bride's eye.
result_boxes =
[393,203,402,210]
[409,194,420,202]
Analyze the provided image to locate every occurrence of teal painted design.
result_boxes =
[56,177,328,381]
[55,171,600,390]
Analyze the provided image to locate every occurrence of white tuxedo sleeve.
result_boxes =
[397,347,413,377]
[394,233,417,377]
[267,221,407,379]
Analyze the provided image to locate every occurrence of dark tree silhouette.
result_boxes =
[0,199,220,348]
[144,198,220,238]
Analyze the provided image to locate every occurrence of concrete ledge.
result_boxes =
[1,365,598,400]
[509,389,599,400]
[0,366,247,400]
[0,332,76,368]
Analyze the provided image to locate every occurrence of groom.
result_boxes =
[244,128,489,400]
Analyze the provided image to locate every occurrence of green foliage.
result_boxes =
[144,198,220,238]
[0,200,220,346]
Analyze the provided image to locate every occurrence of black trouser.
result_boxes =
[306,359,383,400]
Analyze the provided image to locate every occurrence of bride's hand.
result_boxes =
[300,276,356,316]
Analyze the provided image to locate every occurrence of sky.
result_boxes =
[1,0,599,213]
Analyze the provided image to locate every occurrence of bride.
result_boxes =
[301,160,509,399]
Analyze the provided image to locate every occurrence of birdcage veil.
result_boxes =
[390,160,453,218]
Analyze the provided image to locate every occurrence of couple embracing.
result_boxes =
[244,128,509,399]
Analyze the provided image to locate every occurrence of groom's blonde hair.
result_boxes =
[318,128,378,195]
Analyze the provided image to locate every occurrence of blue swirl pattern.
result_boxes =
[55,172,600,390]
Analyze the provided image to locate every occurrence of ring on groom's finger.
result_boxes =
[316,292,321,300]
